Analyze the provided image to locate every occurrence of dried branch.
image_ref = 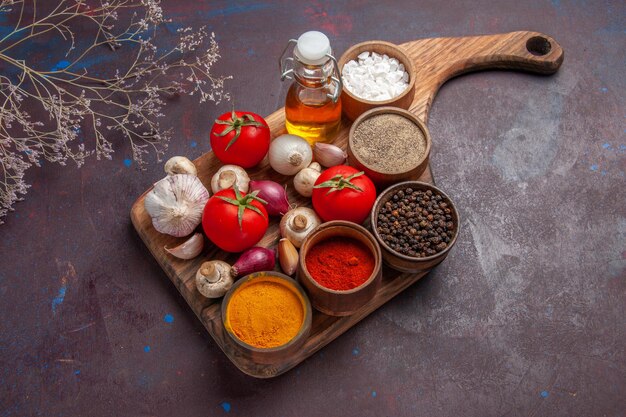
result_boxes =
[0,0,230,223]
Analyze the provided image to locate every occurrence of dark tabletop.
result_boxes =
[1,1,624,416]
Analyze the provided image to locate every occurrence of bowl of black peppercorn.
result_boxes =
[370,181,460,273]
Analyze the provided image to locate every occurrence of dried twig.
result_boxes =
[0,0,230,223]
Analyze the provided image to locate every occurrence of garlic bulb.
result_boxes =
[144,174,210,237]
[269,134,312,175]
[164,233,204,260]
[279,207,321,248]
[210,164,250,193]
[313,143,347,167]
[164,156,197,176]
[195,261,234,298]
[293,162,321,197]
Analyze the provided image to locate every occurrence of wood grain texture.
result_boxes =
[130,31,563,378]
[401,31,563,121]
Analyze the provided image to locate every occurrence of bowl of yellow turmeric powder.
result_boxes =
[221,271,312,364]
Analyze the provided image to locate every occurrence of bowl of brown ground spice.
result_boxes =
[348,107,431,186]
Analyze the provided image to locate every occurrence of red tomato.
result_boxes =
[210,110,270,168]
[312,165,376,224]
[202,188,269,252]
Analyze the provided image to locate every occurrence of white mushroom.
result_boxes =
[279,207,322,248]
[210,164,250,193]
[144,174,210,237]
[164,156,197,176]
[293,162,322,197]
[195,261,234,298]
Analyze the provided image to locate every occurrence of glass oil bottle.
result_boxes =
[279,31,342,144]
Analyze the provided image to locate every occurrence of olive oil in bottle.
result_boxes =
[280,31,342,144]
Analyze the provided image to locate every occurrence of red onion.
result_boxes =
[231,247,276,277]
[249,180,290,216]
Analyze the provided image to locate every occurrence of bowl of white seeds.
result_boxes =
[338,40,416,121]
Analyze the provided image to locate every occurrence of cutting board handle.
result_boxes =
[403,31,564,120]
[445,31,563,76]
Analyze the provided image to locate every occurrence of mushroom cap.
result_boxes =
[164,156,198,176]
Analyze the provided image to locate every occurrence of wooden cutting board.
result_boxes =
[130,31,563,378]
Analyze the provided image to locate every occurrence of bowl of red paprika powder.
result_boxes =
[297,220,383,316]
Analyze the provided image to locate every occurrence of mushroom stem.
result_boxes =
[210,165,250,193]
[292,214,308,231]
[201,263,218,283]
[195,260,234,298]
[218,171,237,190]
[279,207,322,248]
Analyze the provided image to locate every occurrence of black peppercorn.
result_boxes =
[376,187,456,258]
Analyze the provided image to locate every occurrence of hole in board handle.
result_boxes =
[526,36,552,56]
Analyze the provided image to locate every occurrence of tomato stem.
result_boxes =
[313,171,365,195]
[214,110,268,151]
[216,187,267,229]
